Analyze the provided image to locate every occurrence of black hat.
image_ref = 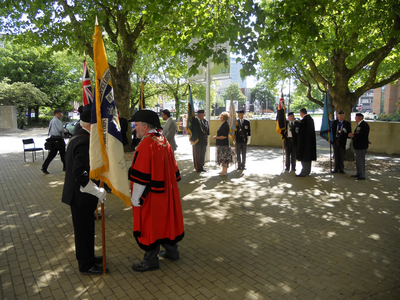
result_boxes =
[338,110,344,115]
[287,112,294,116]
[197,110,205,114]
[130,109,161,129]
[80,110,91,122]
[237,110,244,113]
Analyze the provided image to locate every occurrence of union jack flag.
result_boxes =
[82,58,93,106]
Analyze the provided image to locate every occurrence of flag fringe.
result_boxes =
[94,174,131,207]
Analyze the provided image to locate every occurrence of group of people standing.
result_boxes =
[284,109,370,179]
[44,105,370,276]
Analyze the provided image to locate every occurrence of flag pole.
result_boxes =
[282,140,285,171]
[98,181,106,274]
[101,202,106,274]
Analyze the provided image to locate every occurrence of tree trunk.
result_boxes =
[27,107,32,123]
[110,60,133,152]
[174,93,180,120]
[34,106,39,122]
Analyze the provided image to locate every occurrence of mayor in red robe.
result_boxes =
[128,109,184,272]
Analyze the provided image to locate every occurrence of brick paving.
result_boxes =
[1,131,400,299]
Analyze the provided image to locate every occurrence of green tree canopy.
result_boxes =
[0,78,49,128]
[1,0,252,120]
[221,82,247,106]
[0,41,82,117]
[251,81,276,111]
[237,0,400,119]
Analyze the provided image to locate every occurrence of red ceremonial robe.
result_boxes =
[129,132,184,250]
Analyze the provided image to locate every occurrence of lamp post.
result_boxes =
[155,103,160,115]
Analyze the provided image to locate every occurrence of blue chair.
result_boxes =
[22,138,44,162]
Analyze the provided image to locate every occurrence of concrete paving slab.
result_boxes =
[0,131,399,299]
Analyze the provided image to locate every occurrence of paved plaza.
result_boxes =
[1,129,400,299]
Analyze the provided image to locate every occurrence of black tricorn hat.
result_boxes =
[338,110,344,115]
[287,112,294,116]
[237,109,245,113]
[80,110,91,122]
[197,109,205,114]
[130,109,161,129]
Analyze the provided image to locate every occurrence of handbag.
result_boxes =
[45,137,64,151]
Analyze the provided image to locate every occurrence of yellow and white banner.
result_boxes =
[90,23,130,206]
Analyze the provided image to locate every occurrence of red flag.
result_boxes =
[82,58,93,106]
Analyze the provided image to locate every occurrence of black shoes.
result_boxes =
[94,256,103,264]
[159,251,179,261]
[351,174,359,177]
[132,262,159,272]
[296,174,306,177]
[80,263,108,275]
[356,177,365,180]
[332,170,345,174]
[94,212,102,220]
[41,168,49,174]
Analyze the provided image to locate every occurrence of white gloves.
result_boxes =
[247,136,251,145]
[131,183,146,207]
[80,180,106,203]
[131,195,141,207]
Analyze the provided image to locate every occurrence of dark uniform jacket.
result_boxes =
[297,114,317,161]
[352,120,370,150]
[235,118,251,144]
[193,117,209,146]
[285,119,299,145]
[61,128,98,207]
[332,119,352,148]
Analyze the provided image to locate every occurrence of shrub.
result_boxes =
[377,112,400,122]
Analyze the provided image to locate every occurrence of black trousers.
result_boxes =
[236,143,247,168]
[143,243,179,267]
[300,161,312,176]
[42,139,65,170]
[333,143,345,171]
[71,202,98,271]
[193,144,206,171]
[285,138,296,171]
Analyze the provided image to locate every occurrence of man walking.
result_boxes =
[348,113,370,180]
[42,108,68,174]
[61,110,107,275]
[192,110,209,172]
[331,110,352,174]
[161,109,177,152]
[296,108,317,177]
[285,112,299,172]
[235,110,251,170]
[129,110,184,272]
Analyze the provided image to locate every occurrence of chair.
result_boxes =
[22,138,44,162]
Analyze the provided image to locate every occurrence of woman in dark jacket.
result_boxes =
[213,112,234,176]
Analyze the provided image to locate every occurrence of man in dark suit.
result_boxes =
[348,113,370,180]
[285,112,299,172]
[235,110,251,170]
[192,110,209,172]
[331,110,352,174]
[61,110,107,275]
[296,108,317,177]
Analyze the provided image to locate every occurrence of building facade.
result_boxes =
[372,81,400,115]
